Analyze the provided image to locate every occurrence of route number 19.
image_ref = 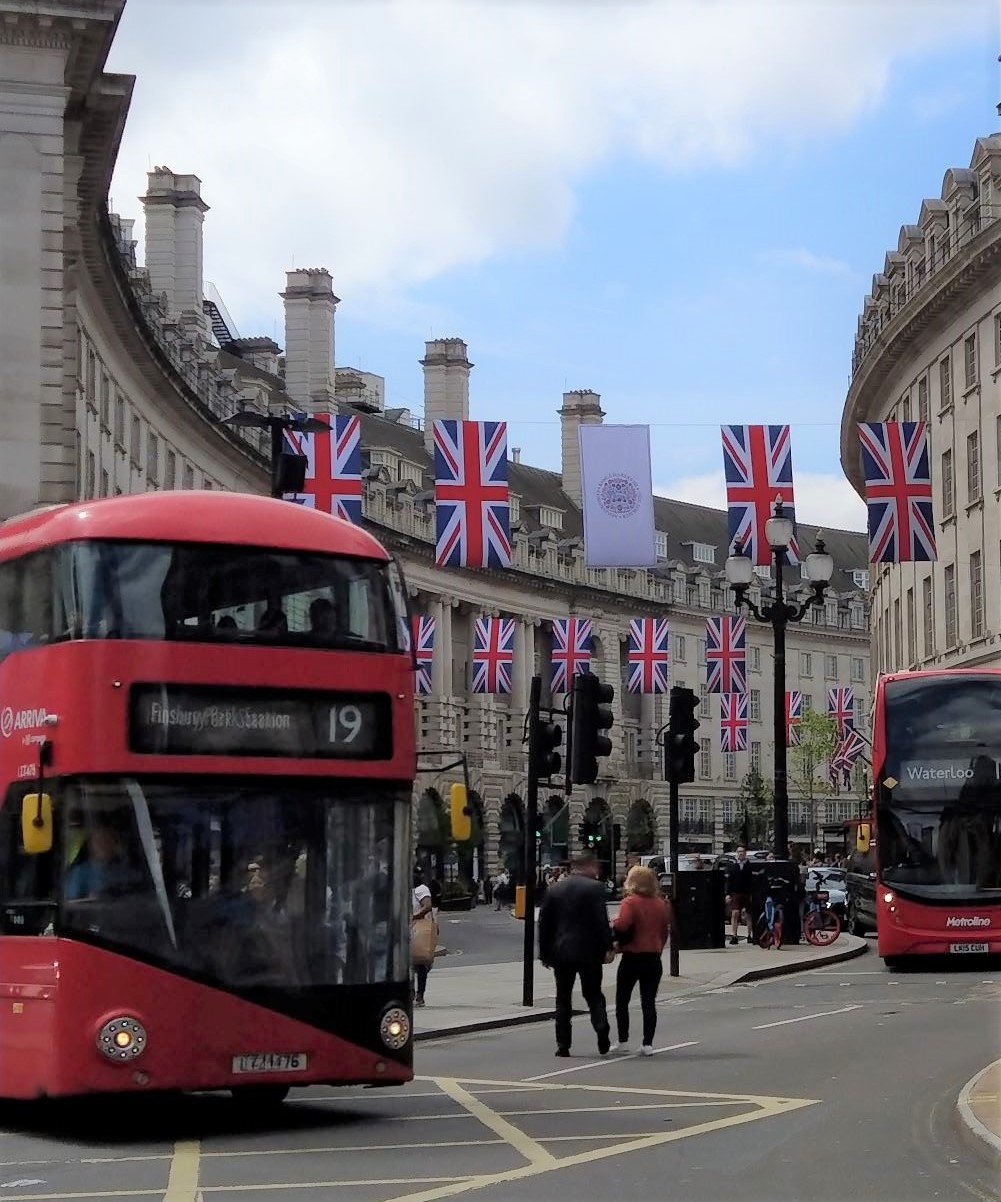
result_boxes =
[329,704,363,745]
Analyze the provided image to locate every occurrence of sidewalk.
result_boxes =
[957,1057,1001,1168]
[414,933,868,1040]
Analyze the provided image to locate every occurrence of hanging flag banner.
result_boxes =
[858,421,936,562]
[832,726,866,789]
[283,413,363,522]
[721,424,799,566]
[827,686,855,737]
[411,614,436,697]
[720,693,748,752]
[471,616,515,694]
[705,615,747,695]
[785,690,803,747]
[579,424,657,567]
[627,618,670,694]
[551,617,593,694]
[434,420,512,569]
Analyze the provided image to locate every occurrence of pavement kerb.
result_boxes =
[414,938,868,1042]
[956,1057,1001,1169]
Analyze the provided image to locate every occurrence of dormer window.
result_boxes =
[655,531,669,561]
[397,459,422,486]
[691,541,716,565]
[509,495,522,525]
[753,564,772,581]
[851,569,870,590]
[368,448,397,472]
[537,505,563,531]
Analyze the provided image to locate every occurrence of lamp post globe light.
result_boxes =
[724,499,833,859]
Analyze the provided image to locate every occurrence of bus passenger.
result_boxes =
[309,597,337,639]
[257,592,288,635]
[64,823,135,900]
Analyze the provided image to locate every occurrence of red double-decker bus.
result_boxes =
[866,669,1001,965]
[0,491,416,1102]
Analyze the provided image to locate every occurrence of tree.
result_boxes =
[731,766,773,847]
[787,709,840,803]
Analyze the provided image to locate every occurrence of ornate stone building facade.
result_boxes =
[0,1,871,880]
[841,135,1001,676]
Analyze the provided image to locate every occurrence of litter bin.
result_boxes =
[674,870,727,950]
[514,884,527,920]
[748,860,802,944]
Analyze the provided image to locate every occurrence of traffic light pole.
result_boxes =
[668,773,680,978]
[522,674,542,1008]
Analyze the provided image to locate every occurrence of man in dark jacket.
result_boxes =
[538,850,613,1057]
[725,846,754,945]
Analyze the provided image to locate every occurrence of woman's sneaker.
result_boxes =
[640,1045,654,1056]
[610,1043,630,1054]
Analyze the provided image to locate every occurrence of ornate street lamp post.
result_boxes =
[724,500,834,859]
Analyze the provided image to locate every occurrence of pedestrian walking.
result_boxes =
[538,850,614,1058]
[726,845,754,945]
[411,875,436,1007]
[610,865,674,1055]
[493,868,510,910]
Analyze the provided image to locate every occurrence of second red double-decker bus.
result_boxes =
[866,668,1001,965]
[0,490,416,1102]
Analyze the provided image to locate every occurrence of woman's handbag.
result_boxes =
[410,913,438,966]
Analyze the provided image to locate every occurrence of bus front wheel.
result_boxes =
[230,1084,290,1109]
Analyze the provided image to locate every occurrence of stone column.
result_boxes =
[421,338,472,454]
[281,268,338,412]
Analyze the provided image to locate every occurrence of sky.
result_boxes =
[107,0,1001,532]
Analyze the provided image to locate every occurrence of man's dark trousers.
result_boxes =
[553,961,609,1051]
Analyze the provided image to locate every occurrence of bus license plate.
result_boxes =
[232,1052,308,1074]
[949,942,989,954]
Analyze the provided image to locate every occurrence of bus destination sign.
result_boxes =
[130,684,391,759]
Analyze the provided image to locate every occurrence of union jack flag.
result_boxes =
[785,690,803,747]
[827,686,855,737]
[411,614,435,697]
[720,693,748,752]
[705,615,747,694]
[830,727,865,791]
[721,424,799,566]
[471,616,515,694]
[434,420,511,569]
[627,618,670,694]
[551,617,592,694]
[858,421,936,563]
[283,413,363,523]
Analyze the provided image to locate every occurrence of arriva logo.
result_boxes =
[945,916,991,929]
[0,707,48,739]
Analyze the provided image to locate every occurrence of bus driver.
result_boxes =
[64,822,136,900]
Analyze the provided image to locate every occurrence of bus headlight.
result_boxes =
[380,1006,410,1050]
[97,1016,148,1063]
[882,891,895,904]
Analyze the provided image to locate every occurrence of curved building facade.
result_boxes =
[841,135,1001,676]
[2,1,871,880]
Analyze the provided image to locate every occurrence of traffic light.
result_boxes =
[570,672,615,785]
[530,714,563,781]
[666,685,700,784]
[449,782,472,842]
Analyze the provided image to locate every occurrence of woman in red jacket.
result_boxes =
[611,864,675,1055]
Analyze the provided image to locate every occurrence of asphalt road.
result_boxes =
[1,959,998,1202]
[435,903,526,966]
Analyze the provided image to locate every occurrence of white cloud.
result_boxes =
[765,249,857,279]
[106,0,983,328]
[656,471,868,533]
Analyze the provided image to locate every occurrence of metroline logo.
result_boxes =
[945,916,991,929]
[0,707,48,738]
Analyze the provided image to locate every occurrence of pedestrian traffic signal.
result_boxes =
[570,672,615,785]
[530,715,563,781]
[666,685,700,783]
[449,782,472,842]
[578,821,603,847]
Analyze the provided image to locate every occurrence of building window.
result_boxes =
[509,495,521,525]
[995,312,1001,366]
[691,542,716,564]
[164,450,176,490]
[941,449,954,518]
[87,349,97,405]
[182,462,194,490]
[698,579,710,607]
[851,656,865,682]
[697,638,706,667]
[964,332,978,388]
[750,742,761,772]
[970,550,984,639]
[906,588,915,665]
[851,569,870,590]
[944,563,958,647]
[803,693,812,713]
[114,392,125,447]
[147,432,159,483]
[825,654,837,679]
[800,651,812,676]
[699,683,711,718]
[967,431,981,503]
[698,738,712,780]
[724,751,736,781]
[749,689,760,721]
[917,375,929,424]
[85,450,95,499]
[901,393,911,422]
[854,695,865,727]
[824,600,838,626]
[850,603,865,630]
[922,576,934,658]
[100,374,111,431]
[940,355,952,409]
[674,634,686,661]
[655,530,669,560]
[749,645,760,672]
[538,505,563,531]
[893,599,902,668]
[129,415,141,465]
[101,469,109,498]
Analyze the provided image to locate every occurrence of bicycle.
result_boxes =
[755,893,784,949]
[802,874,842,947]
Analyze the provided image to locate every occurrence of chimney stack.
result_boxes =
[421,338,471,453]
[281,268,338,412]
[141,167,209,330]
[559,390,604,504]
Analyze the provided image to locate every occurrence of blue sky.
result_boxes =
[107,0,1000,529]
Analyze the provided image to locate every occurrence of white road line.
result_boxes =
[524,1041,699,1081]
[752,1004,862,1030]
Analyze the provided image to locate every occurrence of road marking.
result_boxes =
[435,1077,557,1167]
[752,1004,863,1030]
[525,1041,699,1081]
[164,1140,201,1202]
[201,1138,505,1158]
